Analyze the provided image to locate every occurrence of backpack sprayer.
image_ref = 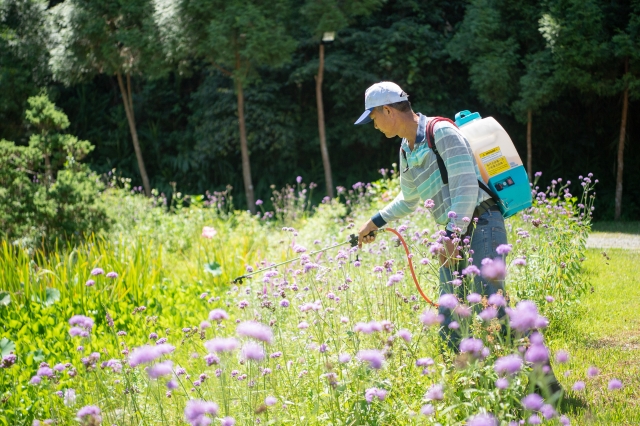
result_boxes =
[232,229,439,307]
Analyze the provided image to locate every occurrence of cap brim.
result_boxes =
[354,109,372,125]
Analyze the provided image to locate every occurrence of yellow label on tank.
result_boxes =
[479,147,510,176]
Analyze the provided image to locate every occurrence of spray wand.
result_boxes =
[232,228,438,308]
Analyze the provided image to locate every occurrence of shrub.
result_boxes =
[0,93,107,247]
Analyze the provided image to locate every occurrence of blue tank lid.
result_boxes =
[455,110,482,127]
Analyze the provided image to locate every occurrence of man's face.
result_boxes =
[370,106,397,138]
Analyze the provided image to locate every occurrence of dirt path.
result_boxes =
[587,232,640,250]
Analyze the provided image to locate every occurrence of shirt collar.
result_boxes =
[401,113,427,154]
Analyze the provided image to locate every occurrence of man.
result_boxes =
[354,81,508,347]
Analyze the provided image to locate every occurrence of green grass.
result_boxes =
[590,221,640,235]
[550,248,640,424]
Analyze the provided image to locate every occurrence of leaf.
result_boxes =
[0,291,10,306]
[28,348,45,363]
[0,338,16,357]
[204,261,222,276]
[44,288,61,306]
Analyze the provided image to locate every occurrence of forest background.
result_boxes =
[2,0,639,223]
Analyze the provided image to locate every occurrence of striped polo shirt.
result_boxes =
[371,113,491,234]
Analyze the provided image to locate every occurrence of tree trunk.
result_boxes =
[526,109,532,182]
[116,72,151,197]
[235,77,255,214]
[614,58,629,221]
[315,43,334,198]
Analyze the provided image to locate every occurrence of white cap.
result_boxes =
[354,81,409,125]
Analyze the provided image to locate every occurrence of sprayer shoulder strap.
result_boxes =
[425,117,499,203]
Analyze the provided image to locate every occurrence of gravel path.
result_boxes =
[587,232,640,250]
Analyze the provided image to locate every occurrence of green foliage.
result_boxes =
[301,0,385,40]
[0,171,599,424]
[0,94,107,246]
[0,0,50,140]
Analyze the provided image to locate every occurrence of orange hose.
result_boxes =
[384,228,439,308]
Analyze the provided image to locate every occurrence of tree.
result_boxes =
[0,0,50,141]
[541,0,640,220]
[300,0,384,198]
[448,0,559,180]
[48,0,166,196]
[178,0,296,213]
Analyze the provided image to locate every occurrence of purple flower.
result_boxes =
[481,258,506,281]
[90,268,104,276]
[555,350,569,363]
[53,363,65,372]
[204,338,239,353]
[495,354,523,375]
[184,400,219,426]
[540,404,557,420]
[397,329,412,342]
[208,309,229,322]
[77,405,101,422]
[608,379,623,390]
[448,321,459,330]
[560,415,571,425]
[129,344,175,367]
[462,265,481,276]
[69,315,94,331]
[241,342,265,361]
[424,199,435,209]
[296,176,302,184]
[416,357,434,367]
[525,343,549,364]
[354,321,382,334]
[365,387,387,403]
[528,414,542,424]
[460,338,484,357]
[420,309,444,326]
[496,377,509,389]
[479,307,498,321]
[545,295,555,303]
[447,211,457,219]
[587,366,600,377]
[467,413,498,426]
[356,349,385,369]
[69,327,88,338]
[236,321,273,343]
[386,273,403,286]
[220,417,236,426]
[487,293,506,307]
[30,376,41,385]
[106,271,118,279]
[424,383,444,401]
[37,367,54,377]
[421,404,435,416]
[85,280,95,287]
[521,393,544,411]
[148,360,173,379]
[338,353,351,363]
[264,396,277,406]
[572,381,585,391]
[205,353,220,366]
[438,293,459,309]
[297,321,309,329]
[467,293,482,303]
[495,244,512,255]
[255,199,263,206]
[507,301,547,333]
[167,379,178,389]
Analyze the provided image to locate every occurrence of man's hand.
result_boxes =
[358,219,379,249]
[439,237,460,267]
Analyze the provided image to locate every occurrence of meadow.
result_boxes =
[2,170,630,426]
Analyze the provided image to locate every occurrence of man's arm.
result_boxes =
[435,125,479,234]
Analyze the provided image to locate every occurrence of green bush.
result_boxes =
[0,93,107,247]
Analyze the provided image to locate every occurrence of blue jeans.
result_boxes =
[438,206,508,349]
